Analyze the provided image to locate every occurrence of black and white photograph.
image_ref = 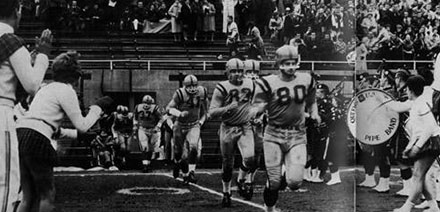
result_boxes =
[3,0,440,211]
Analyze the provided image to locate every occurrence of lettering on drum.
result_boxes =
[385,118,397,135]
[346,89,400,145]
[364,134,380,141]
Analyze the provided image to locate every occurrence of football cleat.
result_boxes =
[243,182,254,200]
[236,179,246,197]
[222,192,232,208]
[265,205,281,212]
[187,171,197,184]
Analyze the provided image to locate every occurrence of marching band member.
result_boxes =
[305,83,332,183]
[391,68,413,197]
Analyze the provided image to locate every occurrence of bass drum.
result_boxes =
[346,88,400,146]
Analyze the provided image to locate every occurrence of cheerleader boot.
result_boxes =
[303,167,312,182]
[310,169,324,183]
[358,174,376,188]
[396,179,411,197]
[373,177,390,193]
[327,171,342,185]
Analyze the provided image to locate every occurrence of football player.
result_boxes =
[112,105,134,167]
[209,58,258,206]
[252,45,320,212]
[166,75,209,184]
[133,95,165,172]
[244,59,267,190]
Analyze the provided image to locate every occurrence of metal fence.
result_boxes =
[68,59,434,72]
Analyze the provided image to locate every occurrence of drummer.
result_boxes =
[390,68,413,197]
[357,75,392,193]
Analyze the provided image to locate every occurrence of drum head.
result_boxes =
[346,89,399,145]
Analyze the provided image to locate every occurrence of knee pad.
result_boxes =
[263,187,279,207]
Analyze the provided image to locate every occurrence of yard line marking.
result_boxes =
[55,172,168,177]
[161,174,267,211]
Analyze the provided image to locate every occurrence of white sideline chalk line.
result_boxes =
[55,167,355,177]
[161,174,267,211]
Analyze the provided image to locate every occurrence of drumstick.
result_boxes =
[366,99,394,123]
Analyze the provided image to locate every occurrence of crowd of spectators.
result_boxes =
[356,0,440,61]
[20,0,358,61]
[22,0,170,33]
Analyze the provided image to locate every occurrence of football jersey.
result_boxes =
[172,86,208,123]
[113,112,134,133]
[134,103,162,129]
[254,72,316,127]
[210,78,255,125]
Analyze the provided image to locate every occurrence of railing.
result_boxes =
[365,60,433,71]
[51,59,434,72]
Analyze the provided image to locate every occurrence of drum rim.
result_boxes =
[346,88,399,145]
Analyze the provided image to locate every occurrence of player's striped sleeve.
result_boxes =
[256,77,272,96]
[215,83,227,97]
[175,89,184,103]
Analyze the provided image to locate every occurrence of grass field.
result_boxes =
[52,167,438,212]
[53,167,354,212]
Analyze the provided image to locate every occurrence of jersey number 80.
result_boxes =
[276,85,307,105]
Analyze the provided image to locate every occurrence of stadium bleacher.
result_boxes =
[16,18,354,170]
